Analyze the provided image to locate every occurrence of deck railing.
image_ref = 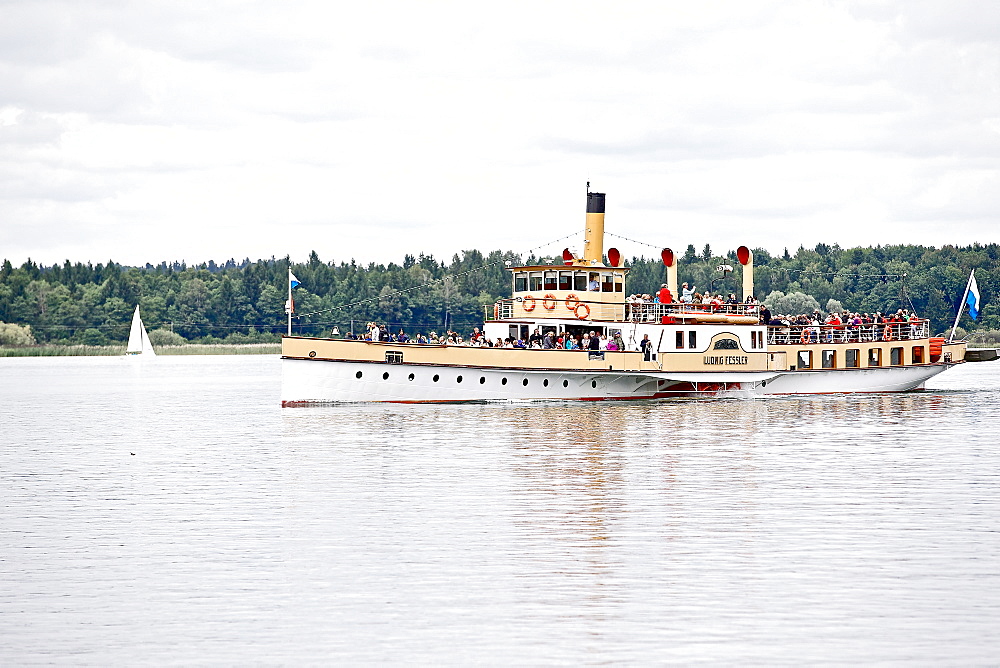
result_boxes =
[767,320,929,344]
[625,302,757,322]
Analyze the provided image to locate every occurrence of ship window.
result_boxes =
[601,274,614,292]
[822,350,836,369]
[676,331,684,349]
[798,350,813,369]
[563,380,568,387]
[514,272,527,292]
[456,375,463,383]
[385,351,403,364]
[869,348,882,367]
[558,272,572,291]
[433,374,440,382]
[509,325,520,340]
[356,371,363,379]
[543,271,558,290]
[529,272,543,291]
[912,346,924,364]
[574,272,588,291]
[613,273,624,293]
[713,338,739,350]
[543,379,549,387]
[846,349,859,368]
[592,380,597,388]
[522,378,528,386]
[688,331,697,349]
[408,373,415,381]
[382,372,389,380]
[890,347,903,366]
[479,377,485,384]
[501,377,508,385]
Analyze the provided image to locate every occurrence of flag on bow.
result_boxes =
[289,271,301,289]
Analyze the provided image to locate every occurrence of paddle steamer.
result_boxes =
[281,191,968,404]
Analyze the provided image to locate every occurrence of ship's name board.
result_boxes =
[704,355,749,365]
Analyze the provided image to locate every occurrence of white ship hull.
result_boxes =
[280,355,954,405]
[282,358,665,404]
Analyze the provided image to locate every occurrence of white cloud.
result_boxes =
[0,0,997,268]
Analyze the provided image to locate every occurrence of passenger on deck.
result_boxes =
[529,327,543,347]
[658,284,672,304]
[640,334,652,361]
[565,337,577,350]
[588,331,601,351]
[680,282,695,303]
[614,332,625,351]
[543,331,555,349]
[588,274,600,291]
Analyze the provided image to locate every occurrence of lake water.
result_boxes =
[2,355,999,664]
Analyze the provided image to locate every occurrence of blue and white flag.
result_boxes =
[966,271,981,320]
[289,271,301,289]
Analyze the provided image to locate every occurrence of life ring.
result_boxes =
[523,295,536,312]
[883,325,893,341]
[565,293,580,311]
[493,303,499,320]
[574,302,590,320]
[800,328,809,344]
[542,293,557,310]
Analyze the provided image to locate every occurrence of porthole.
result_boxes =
[592,381,597,388]
[456,375,463,383]
[543,379,549,387]
[356,371,363,379]
[522,378,528,386]
[308,351,316,358]
[501,378,508,385]
[408,373,415,381]
[382,372,389,380]
[433,374,440,382]
[479,377,486,384]
[562,380,568,388]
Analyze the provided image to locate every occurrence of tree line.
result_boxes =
[0,240,996,345]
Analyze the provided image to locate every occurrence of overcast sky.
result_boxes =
[2,0,998,268]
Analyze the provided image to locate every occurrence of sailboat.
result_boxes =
[125,305,156,357]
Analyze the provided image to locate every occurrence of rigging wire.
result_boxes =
[293,230,584,319]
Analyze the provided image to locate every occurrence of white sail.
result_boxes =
[126,306,156,356]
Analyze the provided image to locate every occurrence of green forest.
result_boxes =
[1,240,997,346]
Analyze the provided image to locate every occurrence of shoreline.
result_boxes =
[0,343,281,357]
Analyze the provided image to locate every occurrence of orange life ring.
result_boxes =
[574,302,590,320]
[800,328,809,344]
[565,293,580,311]
[493,303,499,320]
[523,295,536,312]
[542,293,557,310]
[883,325,893,341]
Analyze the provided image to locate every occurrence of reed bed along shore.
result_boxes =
[0,343,281,357]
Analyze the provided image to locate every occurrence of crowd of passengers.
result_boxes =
[627,286,752,308]
[346,322,633,351]
[762,308,926,343]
